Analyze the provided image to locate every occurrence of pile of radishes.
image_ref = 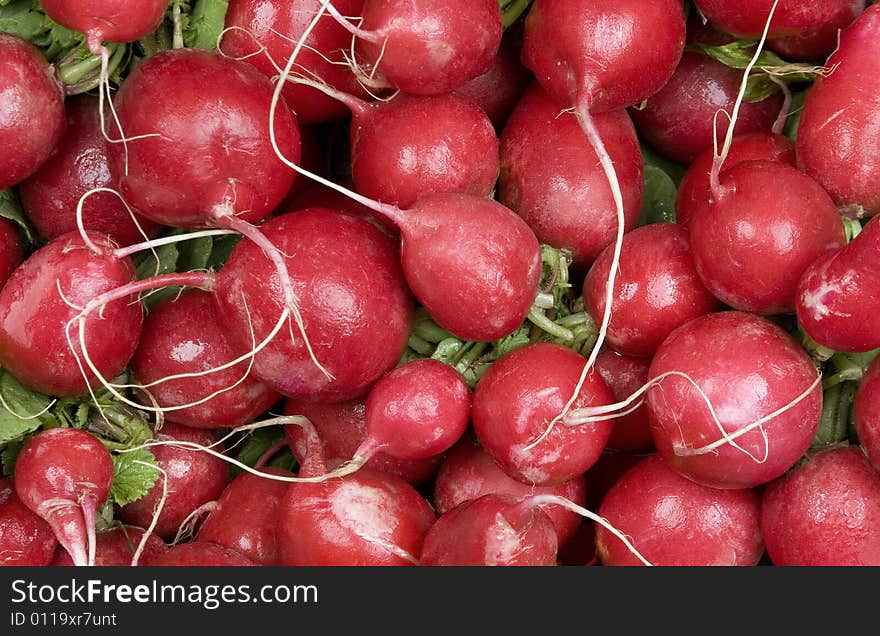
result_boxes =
[1,0,879,568]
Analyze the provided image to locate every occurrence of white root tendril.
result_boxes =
[171,501,219,546]
[130,462,167,567]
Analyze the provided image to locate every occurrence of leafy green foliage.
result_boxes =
[0,188,38,250]
[0,369,57,447]
[109,449,160,507]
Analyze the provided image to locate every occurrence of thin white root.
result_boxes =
[130,462,167,567]
[171,501,219,546]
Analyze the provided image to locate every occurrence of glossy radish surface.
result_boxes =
[593,350,654,452]
[855,358,880,472]
[694,0,860,39]
[51,526,166,566]
[151,542,258,566]
[39,0,168,51]
[0,218,23,291]
[0,477,57,566]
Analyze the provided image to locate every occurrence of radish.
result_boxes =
[283,397,441,485]
[151,542,258,566]
[19,95,159,248]
[0,477,58,566]
[593,350,654,452]
[596,455,764,566]
[645,311,822,489]
[13,428,114,567]
[630,51,784,165]
[582,223,720,357]
[118,424,229,541]
[0,33,66,190]
[854,358,880,472]
[433,435,587,544]
[0,218,23,291]
[51,526,167,567]
[761,446,880,565]
[583,451,646,509]
[38,1,169,55]
[351,0,503,95]
[694,0,862,39]
[769,1,865,60]
[498,82,643,267]
[196,467,291,565]
[277,421,435,566]
[131,289,281,430]
[676,131,795,226]
[796,215,880,353]
[796,4,880,216]
[0,231,142,397]
[472,342,614,486]
[689,160,846,315]
[222,0,369,124]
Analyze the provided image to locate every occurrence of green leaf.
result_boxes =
[206,233,242,270]
[1,440,24,476]
[183,0,229,49]
[109,449,160,507]
[0,189,38,249]
[231,426,286,477]
[640,144,686,186]
[0,369,57,446]
[0,1,46,44]
[639,165,678,225]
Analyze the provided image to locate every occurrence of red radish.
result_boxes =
[584,451,646,509]
[646,311,822,489]
[593,351,654,452]
[630,51,784,165]
[676,131,795,226]
[854,358,880,472]
[0,218,23,291]
[151,542,258,566]
[283,397,441,486]
[0,34,66,190]
[131,289,281,430]
[51,526,166,566]
[38,1,168,54]
[278,124,328,206]
[796,215,880,353]
[278,422,435,566]
[420,494,558,566]
[690,160,846,315]
[583,223,721,358]
[119,424,229,541]
[433,435,587,543]
[19,95,159,247]
[0,231,142,396]
[353,0,503,95]
[796,5,880,216]
[694,0,861,39]
[761,446,880,565]
[769,1,865,60]
[0,477,58,566]
[222,0,369,124]
[596,455,764,566]
[285,181,394,236]
[472,342,614,486]
[13,428,114,567]
[499,83,643,267]
[196,468,290,565]
[557,521,597,566]
[214,208,413,401]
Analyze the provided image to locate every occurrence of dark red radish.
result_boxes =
[107,48,299,229]
[796,5,880,216]
[51,526,166,567]
[630,51,784,165]
[676,131,795,226]
[353,0,503,95]
[285,181,395,236]
[196,468,290,565]
[19,95,159,248]
[694,0,861,39]
[151,542,258,566]
[0,231,142,396]
[593,351,654,452]
[433,436,587,543]
[761,446,880,565]
[131,289,280,430]
[473,342,614,486]
[646,311,822,489]
[584,451,646,509]
[596,455,764,566]
[118,424,229,541]
[557,521,597,566]
[769,1,865,60]
[283,398,441,486]
[453,25,532,130]
[278,424,436,566]
[421,494,558,566]
[0,218,23,291]
[214,208,413,402]
[39,0,168,54]
[499,83,643,267]
[583,223,720,358]
[855,358,880,472]
[690,160,846,315]
[0,478,58,566]
[13,428,113,567]
[796,216,880,353]
[0,34,66,190]
[222,0,369,124]
[522,0,686,116]
[278,124,327,206]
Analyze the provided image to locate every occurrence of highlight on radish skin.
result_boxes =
[0,478,58,566]
[38,1,168,55]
